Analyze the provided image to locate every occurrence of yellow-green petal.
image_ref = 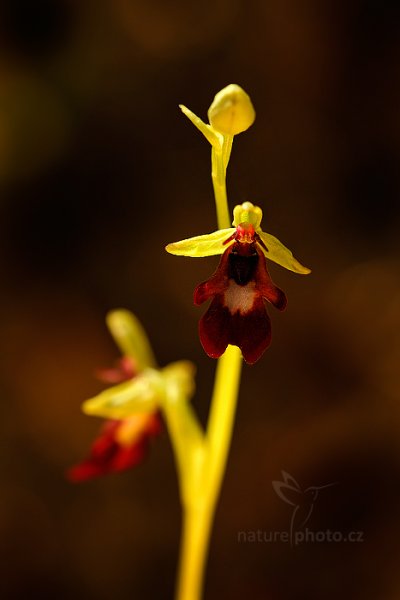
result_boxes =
[179,105,221,148]
[259,232,311,274]
[166,228,235,257]
[106,309,156,371]
[82,369,163,419]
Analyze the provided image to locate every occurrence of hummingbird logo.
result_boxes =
[272,471,336,546]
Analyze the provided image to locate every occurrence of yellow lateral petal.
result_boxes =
[166,228,235,257]
[259,232,311,274]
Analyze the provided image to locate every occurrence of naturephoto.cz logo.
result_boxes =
[238,471,364,547]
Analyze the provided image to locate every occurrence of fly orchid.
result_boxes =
[68,309,195,481]
[67,355,162,481]
[166,201,310,364]
[70,84,312,600]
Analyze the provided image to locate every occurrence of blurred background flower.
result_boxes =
[0,0,400,598]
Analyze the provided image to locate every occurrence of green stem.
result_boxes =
[176,133,242,600]
[162,393,205,505]
[175,506,212,600]
[211,135,233,229]
[204,344,242,504]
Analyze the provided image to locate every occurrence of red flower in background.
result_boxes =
[67,412,162,482]
[67,356,162,482]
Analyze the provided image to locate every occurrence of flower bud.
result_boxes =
[208,84,255,135]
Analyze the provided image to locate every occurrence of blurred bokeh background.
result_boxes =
[0,0,400,598]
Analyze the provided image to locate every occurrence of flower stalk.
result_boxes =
[175,85,248,600]
[211,133,233,228]
[177,344,243,599]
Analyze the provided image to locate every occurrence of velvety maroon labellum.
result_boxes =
[194,237,287,364]
[67,413,162,482]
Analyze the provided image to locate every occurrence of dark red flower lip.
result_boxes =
[67,413,162,483]
[194,240,286,364]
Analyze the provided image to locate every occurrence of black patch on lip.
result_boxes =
[228,251,258,285]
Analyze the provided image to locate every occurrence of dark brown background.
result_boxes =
[1,1,400,598]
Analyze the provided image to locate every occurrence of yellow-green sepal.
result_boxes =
[166,228,235,257]
[106,309,156,372]
[162,361,196,403]
[259,231,311,274]
[82,361,196,420]
[179,105,221,148]
[82,368,163,419]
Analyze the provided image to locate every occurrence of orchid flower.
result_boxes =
[68,309,195,481]
[166,201,310,363]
